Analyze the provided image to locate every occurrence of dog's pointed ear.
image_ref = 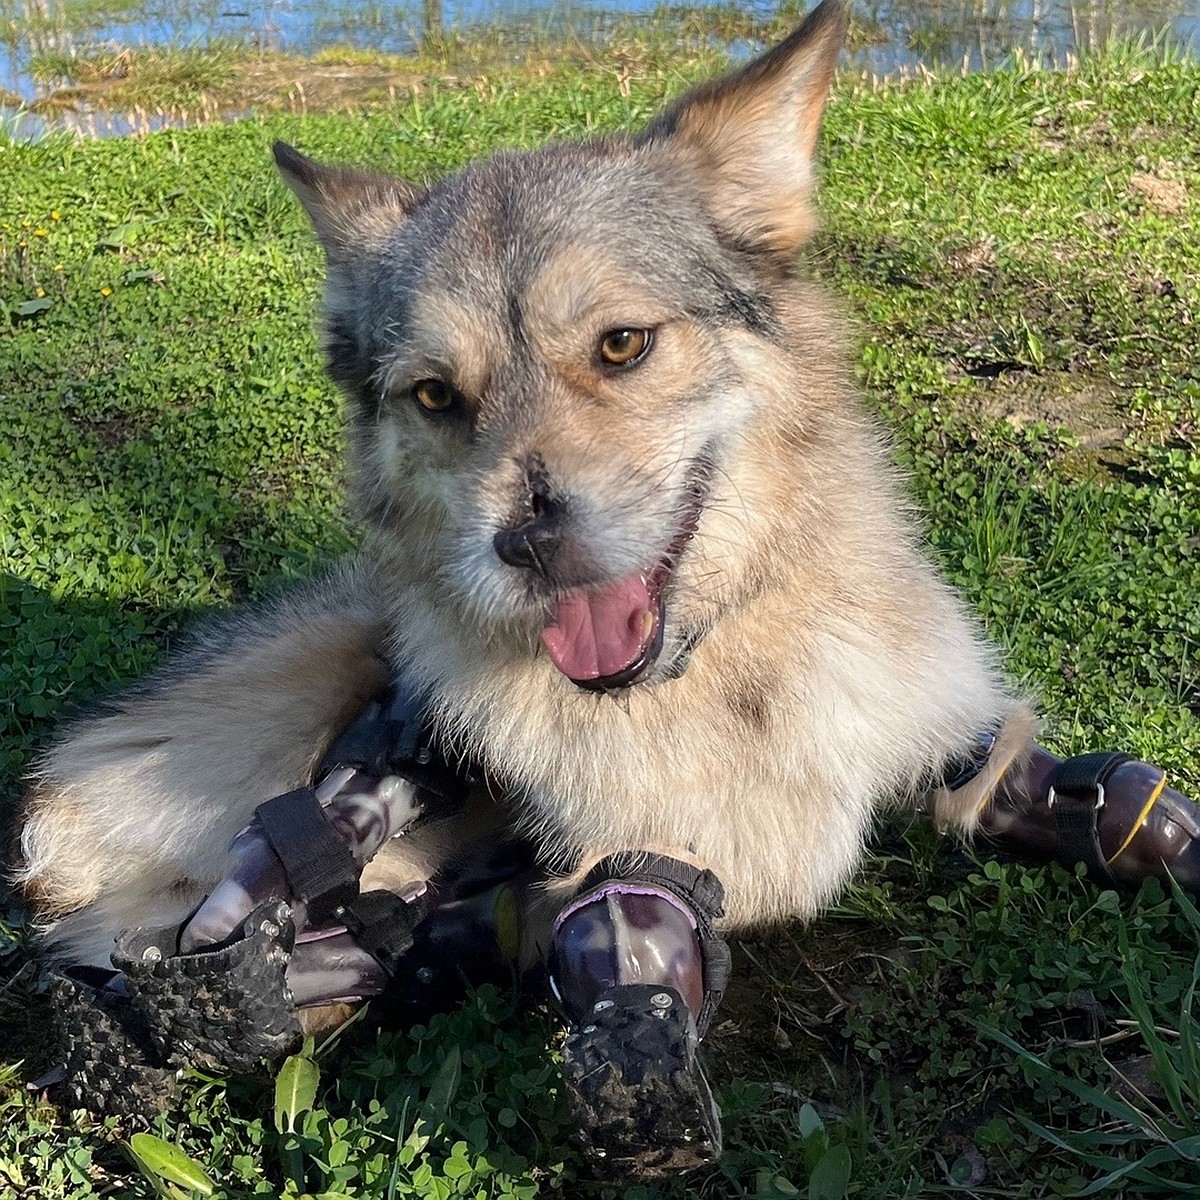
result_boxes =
[639,0,845,256]
[274,141,424,262]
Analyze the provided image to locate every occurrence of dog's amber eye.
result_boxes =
[413,379,457,414]
[599,328,652,368]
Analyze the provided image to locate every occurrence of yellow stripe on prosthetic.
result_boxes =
[1107,773,1166,867]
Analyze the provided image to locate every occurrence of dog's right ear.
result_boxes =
[273,141,424,264]
[638,0,845,257]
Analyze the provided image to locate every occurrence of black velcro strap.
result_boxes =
[581,853,729,1037]
[340,890,428,976]
[255,788,361,927]
[1049,752,1134,887]
[581,853,726,922]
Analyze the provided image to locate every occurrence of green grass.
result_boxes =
[28,43,238,103]
[1,38,1198,1200]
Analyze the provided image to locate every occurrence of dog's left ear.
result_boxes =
[639,0,845,256]
[274,141,424,265]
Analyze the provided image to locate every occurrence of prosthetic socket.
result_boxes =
[944,731,1200,892]
[550,854,729,1035]
[58,678,473,1114]
[550,855,731,1177]
[53,689,1199,1136]
[172,682,468,1007]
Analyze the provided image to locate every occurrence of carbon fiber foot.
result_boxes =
[112,901,303,1074]
[49,974,179,1118]
[562,984,722,1179]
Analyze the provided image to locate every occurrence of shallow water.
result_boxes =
[2,0,1198,123]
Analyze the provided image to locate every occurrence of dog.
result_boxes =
[14,0,1035,1137]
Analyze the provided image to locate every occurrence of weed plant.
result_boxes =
[0,36,1198,1200]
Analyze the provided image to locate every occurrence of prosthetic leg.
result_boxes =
[45,682,1200,1177]
[48,679,473,1114]
[550,855,731,1178]
[934,729,1200,890]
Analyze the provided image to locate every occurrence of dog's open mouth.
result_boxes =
[541,460,712,691]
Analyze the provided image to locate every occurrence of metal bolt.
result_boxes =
[650,992,673,1009]
[141,946,162,963]
[581,1024,596,1034]
[415,747,432,765]
[593,999,614,1012]
[261,922,279,939]
[416,966,434,984]
[334,905,346,919]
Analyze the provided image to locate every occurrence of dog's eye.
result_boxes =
[412,379,459,414]
[598,328,652,368]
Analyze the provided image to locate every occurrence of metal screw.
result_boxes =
[650,992,673,1009]
[415,747,432,765]
[141,946,162,963]
[593,999,614,1012]
[261,921,279,939]
[416,966,434,984]
[581,1024,596,1034]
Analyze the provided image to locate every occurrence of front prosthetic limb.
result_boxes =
[53,682,467,1114]
[978,744,1200,892]
[550,855,730,1179]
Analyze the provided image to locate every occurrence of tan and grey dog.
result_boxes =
[21,0,1200,1172]
[15,0,1105,1172]
[17,0,1032,966]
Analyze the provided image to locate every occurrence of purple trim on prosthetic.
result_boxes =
[554,881,699,930]
[551,883,705,1022]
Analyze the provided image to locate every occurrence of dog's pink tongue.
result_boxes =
[542,575,654,681]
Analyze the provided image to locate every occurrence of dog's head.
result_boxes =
[277,0,846,691]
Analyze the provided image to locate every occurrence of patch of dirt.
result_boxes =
[234,57,428,113]
[706,916,900,1102]
[1129,162,1189,217]
[32,55,439,126]
[71,410,145,452]
[945,236,996,275]
[971,373,1130,447]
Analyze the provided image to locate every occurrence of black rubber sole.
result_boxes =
[45,902,305,1119]
[49,973,179,1119]
[562,983,722,1179]
[112,900,303,1074]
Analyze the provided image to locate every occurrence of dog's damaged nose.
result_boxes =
[494,459,566,576]
[493,510,563,575]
